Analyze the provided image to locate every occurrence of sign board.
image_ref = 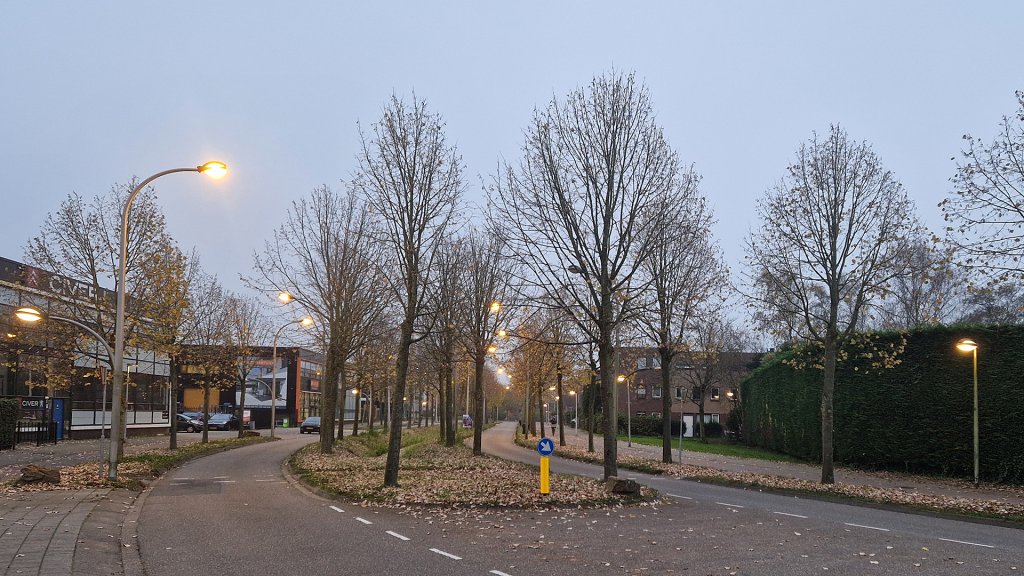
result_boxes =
[20,397,46,411]
[536,438,555,456]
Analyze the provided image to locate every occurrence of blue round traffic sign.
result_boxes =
[536,438,555,456]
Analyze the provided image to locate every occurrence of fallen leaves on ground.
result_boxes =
[292,437,656,511]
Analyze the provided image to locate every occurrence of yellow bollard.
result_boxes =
[540,455,550,494]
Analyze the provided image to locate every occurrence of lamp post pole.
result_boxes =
[971,345,979,487]
[108,162,226,480]
[956,338,980,487]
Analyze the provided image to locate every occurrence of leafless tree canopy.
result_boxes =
[496,70,685,479]
[941,91,1024,284]
[354,94,463,486]
[745,125,919,483]
[250,185,388,453]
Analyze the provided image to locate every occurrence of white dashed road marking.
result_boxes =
[430,548,462,560]
[668,494,693,500]
[490,571,513,576]
[386,531,410,541]
[329,506,345,513]
[356,517,373,525]
[844,522,890,532]
[773,511,809,519]
[715,502,744,508]
[939,537,995,548]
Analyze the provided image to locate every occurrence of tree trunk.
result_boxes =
[536,380,546,439]
[473,352,485,455]
[236,373,247,439]
[201,375,210,444]
[438,368,447,444]
[587,368,596,453]
[168,356,179,450]
[821,339,837,484]
[319,332,342,453]
[599,327,618,480]
[660,348,673,463]
[384,315,414,487]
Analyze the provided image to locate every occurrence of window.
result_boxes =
[711,387,721,400]
[674,386,685,401]
[636,386,647,399]
[652,412,662,418]
[652,386,662,399]
[637,357,647,370]
[652,357,661,369]
[691,388,702,402]
[636,411,646,417]
[712,413,720,423]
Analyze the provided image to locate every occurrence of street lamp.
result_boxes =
[568,390,578,431]
[271,315,314,438]
[617,374,632,447]
[956,338,980,486]
[15,306,114,478]
[108,161,227,480]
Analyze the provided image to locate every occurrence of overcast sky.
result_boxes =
[3,2,1022,319]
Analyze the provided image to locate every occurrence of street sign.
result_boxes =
[536,438,554,456]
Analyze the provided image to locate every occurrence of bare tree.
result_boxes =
[224,293,271,438]
[941,91,1024,284]
[746,125,919,484]
[355,94,463,486]
[458,227,517,455]
[874,237,965,329]
[678,309,745,441]
[420,238,464,446]
[183,273,235,444]
[250,186,387,453]
[496,71,681,479]
[637,183,727,462]
[26,181,182,456]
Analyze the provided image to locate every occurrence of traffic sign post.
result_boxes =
[537,438,554,494]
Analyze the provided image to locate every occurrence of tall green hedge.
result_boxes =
[0,398,18,449]
[741,325,1024,483]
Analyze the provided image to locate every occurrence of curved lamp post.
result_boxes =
[15,306,114,479]
[617,374,632,447]
[109,161,227,480]
[270,314,314,438]
[956,338,980,486]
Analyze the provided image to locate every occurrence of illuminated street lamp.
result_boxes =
[108,161,227,480]
[956,338,980,486]
[618,374,632,447]
[489,301,501,314]
[271,316,314,438]
[569,390,578,430]
[15,306,114,478]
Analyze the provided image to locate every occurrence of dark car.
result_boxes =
[181,411,203,422]
[299,416,321,434]
[176,413,204,433]
[206,413,240,431]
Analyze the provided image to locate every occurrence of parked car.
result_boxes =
[181,411,203,422]
[206,413,240,431]
[299,416,321,434]
[175,413,204,433]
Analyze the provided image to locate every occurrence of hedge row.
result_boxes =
[741,325,1024,483]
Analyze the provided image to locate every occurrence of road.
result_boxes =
[135,423,1024,575]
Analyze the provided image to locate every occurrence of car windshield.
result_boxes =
[209,414,231,421]
[304,417,320,423]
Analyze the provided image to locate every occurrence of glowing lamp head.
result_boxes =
[489,301,501,313]
[15,307,43,323]
[487,345,498,354]
[300,316,314,327]
[497,329,508,339]
[617,374,626,383]
[277,292,294,303]
[198,161,228,179]
[956,338,978,353]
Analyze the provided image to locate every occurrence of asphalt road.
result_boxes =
[133,424,1024,576]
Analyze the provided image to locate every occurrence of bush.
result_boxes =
[0,399,17,449]
[693,421,724,438]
